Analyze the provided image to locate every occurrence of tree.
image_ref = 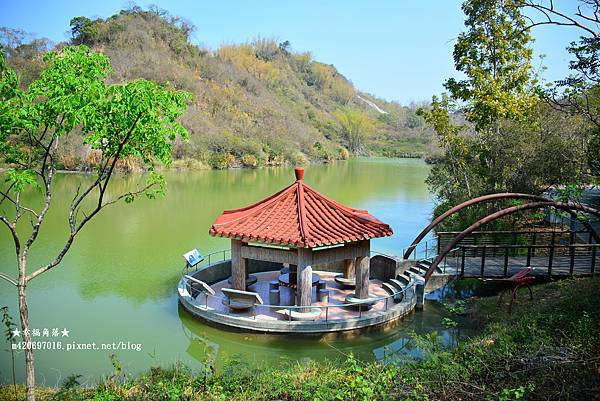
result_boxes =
[521,1,600,176]
[69,16,97,45]
[423,0,539,199]
[0,45,190,401]
[445,0,538,131]
[418,95,475,200]
[446,0,539,195]
[419,0,595,230]
[1,27,50,87]
[334,108,374,154]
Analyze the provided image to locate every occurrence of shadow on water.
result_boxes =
[426,278,504,301]
[427,276,554,302]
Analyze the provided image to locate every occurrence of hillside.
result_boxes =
[2,6,437,170]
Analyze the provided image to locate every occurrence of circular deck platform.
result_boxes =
[178,265,418,334]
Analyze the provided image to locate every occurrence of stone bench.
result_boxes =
[184,275,215,298]
[222,288,264,311]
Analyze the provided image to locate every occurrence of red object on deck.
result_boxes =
[490,267,536,314]
[496,267,536,285]
[209,167,393,248]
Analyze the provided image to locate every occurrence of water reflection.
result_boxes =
[179,299,477,371]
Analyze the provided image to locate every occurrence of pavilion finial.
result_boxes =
[294,167,304,181]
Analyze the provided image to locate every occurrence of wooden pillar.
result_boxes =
[343,258,355,279]
[296,248,313,306]
[230,239,246,290]
[355,255,370,299]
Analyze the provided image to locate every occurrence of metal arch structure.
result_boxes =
[403,193,600,260]
[423,201,600,282]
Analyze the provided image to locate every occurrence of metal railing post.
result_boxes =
[503,247,509,277]
[592,246,597,274]
[569,244,575,276]
[461,248,465,276]
[480,245,486,277]
[548,245,554,276]
[526,246,532,267]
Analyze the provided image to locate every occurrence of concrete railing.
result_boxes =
[177,253,421,333]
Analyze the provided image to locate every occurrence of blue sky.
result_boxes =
[0,0,584,104]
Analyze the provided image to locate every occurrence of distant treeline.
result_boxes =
[0,5,438,171]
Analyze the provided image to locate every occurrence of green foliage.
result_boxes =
[443,300,466,315]
[445,0,537,131]
[555,184,584,203]
[70,16,97,45]
[4,168,40,192]
[422,0,595,230]
[545,34,600,177]
[494,384,535,401]
[419,95,477,201]
[1,44,190,195]
[334,108,374,154]
[2,278,600,400]
[442,317,459,328]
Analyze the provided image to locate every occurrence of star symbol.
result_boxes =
[11,328,21,337]
[61,328,70,337]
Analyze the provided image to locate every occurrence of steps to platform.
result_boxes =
[388,278,405,290]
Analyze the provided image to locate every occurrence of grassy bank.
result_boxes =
[2,277,599,401]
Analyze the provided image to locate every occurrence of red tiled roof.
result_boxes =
[209,168,393,248]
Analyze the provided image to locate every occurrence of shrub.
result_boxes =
[267,154,285,166]
[291,152,308,165]
[209,153,236,169]
[240,154,258,168]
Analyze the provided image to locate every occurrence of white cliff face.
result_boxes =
[356,94,388,114]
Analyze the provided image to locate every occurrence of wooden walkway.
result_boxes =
[438,256,597,278]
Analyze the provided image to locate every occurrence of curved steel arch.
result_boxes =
[423,201,600,282]
[403,193,600,260]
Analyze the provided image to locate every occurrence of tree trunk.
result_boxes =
[18,257,35,401]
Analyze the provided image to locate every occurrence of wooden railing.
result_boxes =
[437,229,594,253]
[455,243,600,277]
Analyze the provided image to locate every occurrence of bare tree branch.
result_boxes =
[524,1,599,37]
[26,112,143,282]
[0,272,18,286]
[0,215,20,256]
[0,190,39,217]
[23,138,57,253]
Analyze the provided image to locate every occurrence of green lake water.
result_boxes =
[0,158,473,385]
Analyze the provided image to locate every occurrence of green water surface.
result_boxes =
[0,158,468,385]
